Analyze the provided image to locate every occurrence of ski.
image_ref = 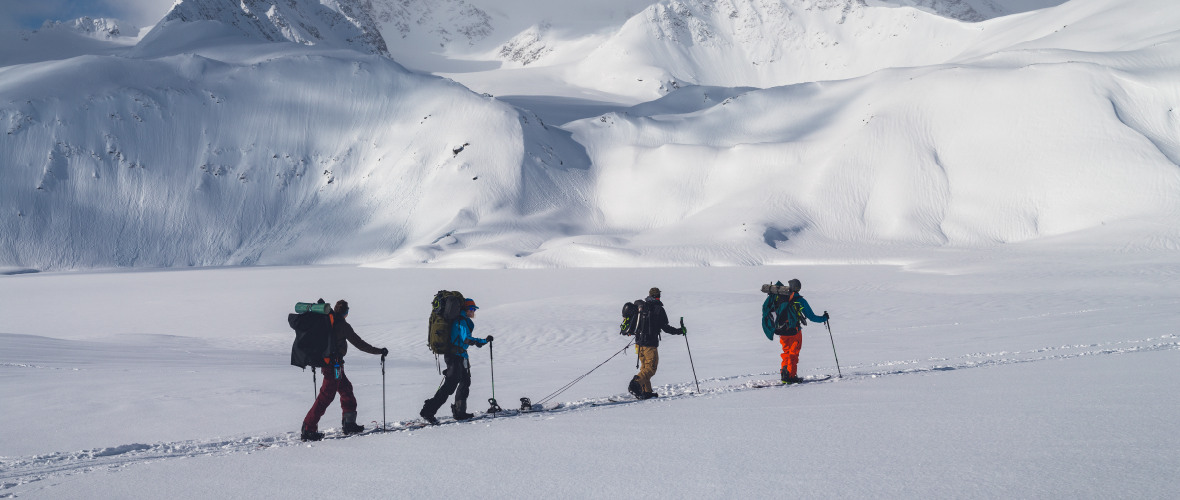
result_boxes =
[749,374,834,388]
[591,397,636,407]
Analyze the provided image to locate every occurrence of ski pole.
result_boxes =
[824,314,842,378]
[681,317,700,394]
[381,354,387,432]
[312,369,317,401]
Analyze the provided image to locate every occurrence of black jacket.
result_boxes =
[330,313,383,362]
[635,296,681,347]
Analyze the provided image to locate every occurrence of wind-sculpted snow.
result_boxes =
[150,0,390,56]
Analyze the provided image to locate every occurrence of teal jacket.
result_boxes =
[450,316,488,359]
[761,294,826,340]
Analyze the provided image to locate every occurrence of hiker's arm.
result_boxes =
[456,320,487,347]
[345,325,384,355]
[658,309,681,335]
[799,298,827,323]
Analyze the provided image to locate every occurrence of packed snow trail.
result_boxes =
[3,333,1175,492]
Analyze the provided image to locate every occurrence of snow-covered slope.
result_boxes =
[366,0,658,71]
[555,0,1180,262]
[0,0,594,271]
[561,0,1088,100]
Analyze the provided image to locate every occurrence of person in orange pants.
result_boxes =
[779,330,803,382]
[766,279,828,384]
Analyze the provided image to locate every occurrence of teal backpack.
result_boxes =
[761,281,806,340]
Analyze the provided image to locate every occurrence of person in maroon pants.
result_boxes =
[301,300,388,441]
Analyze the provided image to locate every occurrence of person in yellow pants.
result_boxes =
[627,288,685,399]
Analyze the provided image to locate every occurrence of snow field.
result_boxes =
[1,255,1178,497]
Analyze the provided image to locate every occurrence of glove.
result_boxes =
[679,326,687,335]
[380,347,389,357]
[823,311,830,320]
[486,335,494,343]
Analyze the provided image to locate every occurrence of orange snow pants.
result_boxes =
[779,329,801,378]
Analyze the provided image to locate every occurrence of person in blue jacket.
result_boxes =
[766,279,828,384]
[420,298,492,423]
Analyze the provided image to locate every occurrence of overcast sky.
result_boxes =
[0,0,174,31]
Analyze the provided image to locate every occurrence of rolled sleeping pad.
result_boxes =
[761,284,792,295]
[295,302,332,315]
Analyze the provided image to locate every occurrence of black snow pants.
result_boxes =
[421,353,471,417]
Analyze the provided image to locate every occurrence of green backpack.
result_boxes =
[428,290,465,355]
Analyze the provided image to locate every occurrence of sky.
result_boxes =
[0,0,174,31]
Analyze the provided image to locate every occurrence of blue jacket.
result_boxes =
[450,316,488,359]
[762,294,827,340]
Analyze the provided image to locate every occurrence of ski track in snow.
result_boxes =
[2,333,1176,490]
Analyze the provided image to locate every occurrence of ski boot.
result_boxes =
[451,401,475,421]
[301,425,324,442]
[628,375,643,399]
[419,408,440,425]
[342,411,365,435]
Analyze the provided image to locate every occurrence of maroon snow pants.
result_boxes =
[302,365,357,432]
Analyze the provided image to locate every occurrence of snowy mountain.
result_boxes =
[0,0,593,271]
[39,16,140,39]
[556,0,1180,256]
[149,0,390,56]
[0,17,143,67]
[564,0,999,99]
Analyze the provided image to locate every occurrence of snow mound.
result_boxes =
[621,85,759,117]
[144,0,389,56]
[565,12,1180,256]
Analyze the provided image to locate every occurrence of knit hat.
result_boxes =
[464,298,478,310]
[787,279,801,293]
[334,300,349,315]
[649,287,661,298]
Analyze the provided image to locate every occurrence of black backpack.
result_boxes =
[620,300,642,335]
[634,298,665,343]
[428,290,465,355]
[288,298,335,368]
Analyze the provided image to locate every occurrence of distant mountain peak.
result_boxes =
[369,0,495,46]
[157,0,390,56]
[39,17,140,39]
